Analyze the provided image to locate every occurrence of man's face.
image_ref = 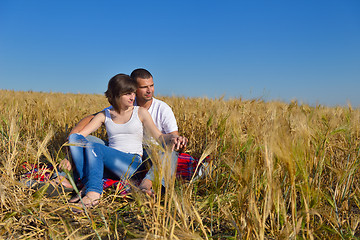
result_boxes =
[136,77,154,102]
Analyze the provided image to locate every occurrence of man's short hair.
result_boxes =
[130,68,153,82]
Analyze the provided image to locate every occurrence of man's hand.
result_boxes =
[171,136,188,152]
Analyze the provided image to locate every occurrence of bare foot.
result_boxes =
[139,179,154,196]
[69,187,85,203]
[72,191,101,213]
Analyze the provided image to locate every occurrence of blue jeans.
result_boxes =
[68,133,142,194]
[77,135,178,188]
[143,150,178,187]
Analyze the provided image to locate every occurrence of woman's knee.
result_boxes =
[68,133,84,143]
[85,142,103,161]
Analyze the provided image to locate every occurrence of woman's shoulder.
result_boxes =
[137,106,147,115]
[137,106,151,120]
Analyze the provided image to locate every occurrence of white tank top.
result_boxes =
[104,106,143,156]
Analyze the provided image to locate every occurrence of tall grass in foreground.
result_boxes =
[1,89,360,239]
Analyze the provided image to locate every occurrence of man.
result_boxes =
[61,68,187,195]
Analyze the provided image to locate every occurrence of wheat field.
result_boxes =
[1,89,360,239]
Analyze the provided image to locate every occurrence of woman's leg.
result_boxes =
[69,134,109,195]
[88,144,142,181]
[82,143,141,195]
[69,140,104,211]
[70,142,142,212]
[70,135,143,193]
[68,133,89,184]
[82,142,106,195]
[85,135,108,145]
[103,150,142,180]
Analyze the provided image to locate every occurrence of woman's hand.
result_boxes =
[171,135,188,152]
[59,158,72,171]
[139,107,188,151]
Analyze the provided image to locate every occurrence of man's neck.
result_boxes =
[137,98,153,110]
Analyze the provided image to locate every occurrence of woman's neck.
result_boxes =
[113,105,133,114]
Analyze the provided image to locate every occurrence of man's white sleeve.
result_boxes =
[161,105,178,134]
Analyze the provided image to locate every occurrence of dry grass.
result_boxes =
[1,89,360,239]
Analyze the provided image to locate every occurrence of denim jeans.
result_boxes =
[77,135,178,188]
[68,133,142,194]
[143,150,178,187]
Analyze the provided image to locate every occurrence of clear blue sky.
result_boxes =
[1,0,359,107]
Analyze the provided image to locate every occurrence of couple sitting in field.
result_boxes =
[61,68,187,211]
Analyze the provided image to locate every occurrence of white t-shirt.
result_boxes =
[103,97,178,134]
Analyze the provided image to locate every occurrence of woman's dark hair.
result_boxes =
[104,74,137,108]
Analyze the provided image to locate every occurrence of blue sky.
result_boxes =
[1,0,359,107]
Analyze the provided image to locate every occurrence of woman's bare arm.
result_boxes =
[77,111,105,137]
[68,114,97,137]
[138,107,187,150]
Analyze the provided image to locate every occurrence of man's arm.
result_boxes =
[77,111,105,137]
[68,112,100,137]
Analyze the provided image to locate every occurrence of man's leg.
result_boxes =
[140,151,178,193]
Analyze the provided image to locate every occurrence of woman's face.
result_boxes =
[116,92,135,108]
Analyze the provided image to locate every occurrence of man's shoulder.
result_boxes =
[149,98,176,120]
[102,106,113,111]
[150,98,178,132]
[152,98,172,109]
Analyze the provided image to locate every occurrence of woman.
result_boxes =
[68,74,183,211]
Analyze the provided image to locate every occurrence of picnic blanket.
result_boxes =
[20,152,209,192]
[176,152,206,180]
